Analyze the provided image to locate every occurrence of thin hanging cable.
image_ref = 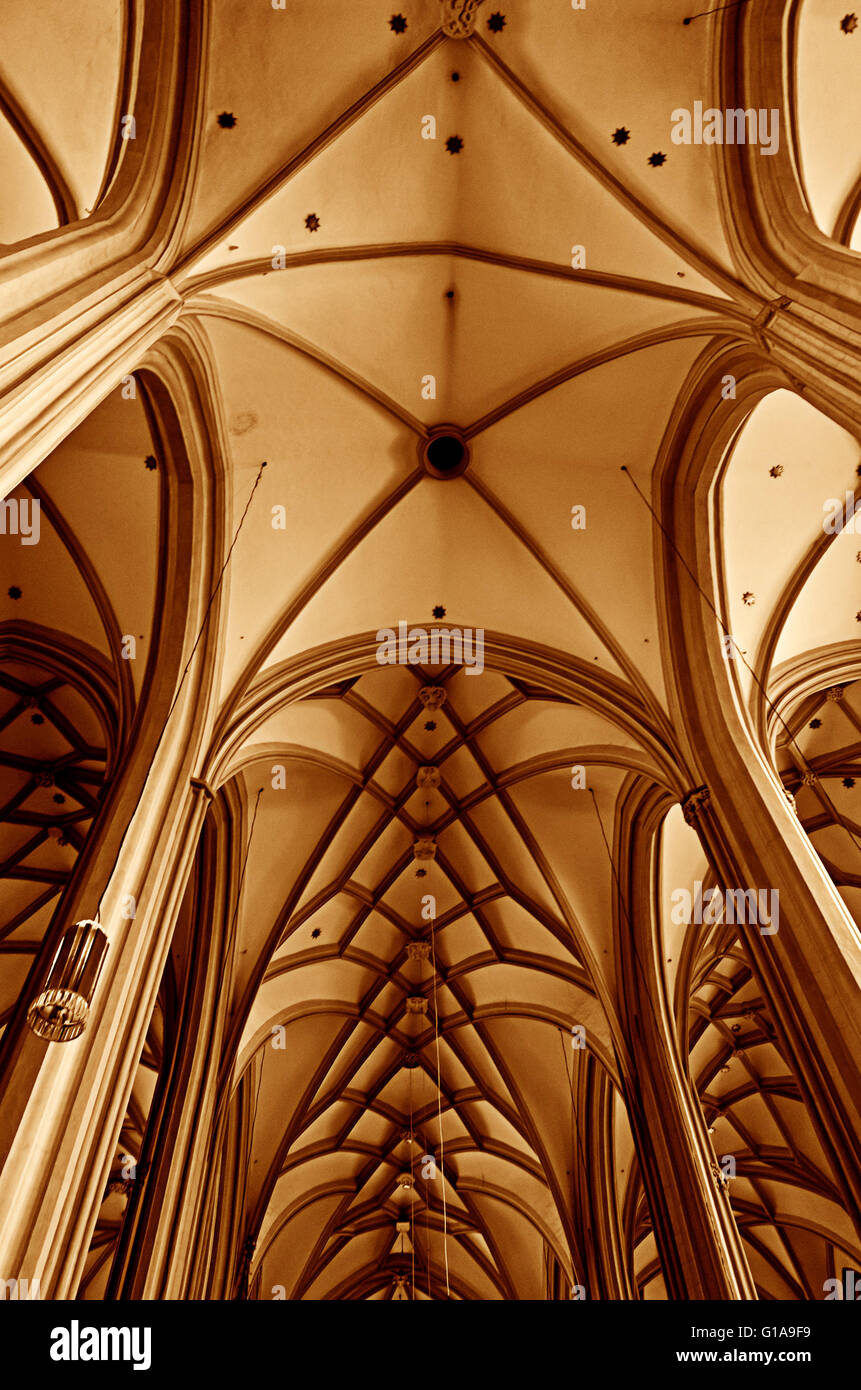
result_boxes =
[93,460,268,922]
[683,0,751,22]
[429,911,450,1298]
[162,461,268,732]
[620,464,861,862]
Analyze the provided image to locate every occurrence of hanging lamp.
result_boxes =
[27,920,109,1042]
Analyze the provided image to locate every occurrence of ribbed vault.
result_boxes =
[0,0,860,1304]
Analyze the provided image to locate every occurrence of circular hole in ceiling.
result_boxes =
[422,430,469,479]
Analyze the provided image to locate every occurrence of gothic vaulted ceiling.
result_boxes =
[1,0,861,1299]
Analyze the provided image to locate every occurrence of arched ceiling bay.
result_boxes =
[720,389,861,715]
[0,0,126,236]
[795,0,861,242]
[170,3,763,731]
[219,661,664,1299]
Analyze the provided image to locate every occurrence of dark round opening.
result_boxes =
[426,435,465,473]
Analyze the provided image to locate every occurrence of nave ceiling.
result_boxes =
[0,0,860,1299]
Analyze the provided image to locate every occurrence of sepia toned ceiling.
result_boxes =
[1,0,860,1299]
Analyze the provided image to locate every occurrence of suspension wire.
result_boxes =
[94,460,268,922]
[683,0,751,22]
[620,465,861,862]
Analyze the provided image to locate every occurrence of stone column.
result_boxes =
[613,782,757,1299]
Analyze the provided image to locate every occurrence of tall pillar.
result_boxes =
[659,364,861,1232]
[576,1055,632,1300]
[107,785,239,1300]
[0,732,210,1296]
[613,781,757,1299]
[0,345,221,1295]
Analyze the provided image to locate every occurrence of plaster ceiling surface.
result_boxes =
[0,0,124,236]
[192,2,859,1296]
[0,0,859,1302]
[795,0,861,240]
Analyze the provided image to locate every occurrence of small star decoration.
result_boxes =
[769,465,784,477]
[53,793,66,804]
[389,14,407,33]
[424,720,437,732]
[648,152,667,167]
[741,591,755,606]
[311,928,321,938]
[31,713,44,725]
[809,719,822,729]
[217,112,237,129]
[415,868,427,878]
[612,127,631,146]
[144,455,157,471]
[445,135,464,154]
[487,11,506,31]
[840,13,858,33]
[843,777,856,788]
[432,605,446,619]
[305,213,320,232]
[7,586,22,600]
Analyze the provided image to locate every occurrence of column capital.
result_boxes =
[681,786,711,825]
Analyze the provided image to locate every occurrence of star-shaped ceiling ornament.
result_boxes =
[217,112,237,129]
[840,13,858,33]
[389,13,408,32]
[487,11,506,31]
[809,719,822,729]
[648,151,667,167]
[611,127,631,146]
[7,586,22,600]
[844,777,857,788]
[144,455,157,470]
[305,213,320,232]
[424,720,437,731]
[311,928,321,938]
[445,135,464,154]
[769,465,784,477]
[432,605,446,619]
[741,591,755,606]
